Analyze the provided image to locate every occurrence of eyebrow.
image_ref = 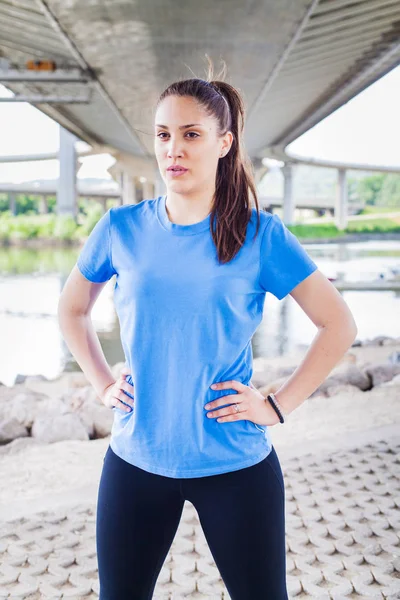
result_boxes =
[155,123,204,130]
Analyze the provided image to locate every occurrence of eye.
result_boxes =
[155,132,200,139]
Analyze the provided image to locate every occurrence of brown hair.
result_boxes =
[156,58,261,264]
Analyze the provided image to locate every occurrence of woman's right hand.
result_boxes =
[101,366,135,412]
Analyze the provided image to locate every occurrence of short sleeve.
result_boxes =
[259,214,318,300]
[76,208,116,283]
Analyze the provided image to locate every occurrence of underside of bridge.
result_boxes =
[0,0,399,223]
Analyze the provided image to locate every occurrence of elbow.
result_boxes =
[344,316,359,348]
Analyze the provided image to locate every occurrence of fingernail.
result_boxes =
[210,384,217,389]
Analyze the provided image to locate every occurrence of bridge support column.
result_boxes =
[9,192,17,215]
[336,168,348,230]
[38,195,48,214]
[251,157,269,186]
[142,179,154,200]
[154,170,166,197]
[57,126,77,218]
[121,172,137,205]
[282,163,295,225]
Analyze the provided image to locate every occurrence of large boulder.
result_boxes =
[5,392,69,429]
[364,363,400,387]
[0,418,29,444]
[61,387,113,438]
[363,335,396,347]
[31,413,89,443]
[380,373,400,387]
[313,364,371,396]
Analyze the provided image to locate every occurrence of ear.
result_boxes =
[220,131,233,157]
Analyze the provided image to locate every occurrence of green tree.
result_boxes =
[377,174,400,208]
[357,174,385,206]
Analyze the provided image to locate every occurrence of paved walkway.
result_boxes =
[0,427,399,599]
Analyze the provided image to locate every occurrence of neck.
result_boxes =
[165,190,214,225]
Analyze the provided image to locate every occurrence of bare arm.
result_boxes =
[57,265,116,402]
[274,269,358,415]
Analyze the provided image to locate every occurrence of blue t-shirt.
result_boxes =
[76,195,318,478]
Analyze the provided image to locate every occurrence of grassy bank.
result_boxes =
[288,217,400,239]
[0,207,104,243]
[1,209,400,243]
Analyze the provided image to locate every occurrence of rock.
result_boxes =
[376,373,400,387]
[31,413,89,443]
[81,402,114,438]
[111,362,126,379]
[339,352,357,364]
[64,389,113,438]
[23,374,50,383]
[62,386,98,412]
[3,392,69,430]
[64,372,91,389]
[388,351,400,364]
[364,336,394,347]
[0,384,41,403]
[315,365,371,394]
[0,418,29,444]
[274,366,297,379]
[258,377,288,396]
[383,338,400,346]
[325,384,362,397]
[0,436,43,455]
[14,374,28,384]
[351,339,363,347]
[364,363,400,387]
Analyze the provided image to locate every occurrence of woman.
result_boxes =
[58,63,358,599]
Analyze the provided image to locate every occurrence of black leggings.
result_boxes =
[96,444,288,600]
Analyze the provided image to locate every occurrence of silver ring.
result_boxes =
[234,403,240,413]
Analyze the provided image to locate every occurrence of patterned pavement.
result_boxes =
[0,437,399,599]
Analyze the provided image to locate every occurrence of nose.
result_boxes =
[167,136,184,159]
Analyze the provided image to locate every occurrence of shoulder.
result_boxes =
[109,198,158,225]
[249,207,274,237]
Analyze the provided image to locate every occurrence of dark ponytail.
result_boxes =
[156,58,261,264]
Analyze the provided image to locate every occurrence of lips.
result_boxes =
[167,166,188,172]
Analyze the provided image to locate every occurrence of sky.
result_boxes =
[0,64,399,183]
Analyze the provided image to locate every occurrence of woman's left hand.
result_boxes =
[205,379,281,427]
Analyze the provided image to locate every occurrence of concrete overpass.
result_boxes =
[0,0,399,226]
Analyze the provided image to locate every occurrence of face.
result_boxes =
[154,95,232,197]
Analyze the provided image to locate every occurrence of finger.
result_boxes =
[206,403,247,420]
[120,366,131,376]
[204,393,242,411]
[114,389,134,409]
[121,380,135,397]
[210,379,247,393]
[215,413,243,423]
[112,397,133,412]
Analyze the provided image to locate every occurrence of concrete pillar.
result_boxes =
[336,168,348,231]
[252,157,269,186]
[57,126,77,218]
[9,192,17,215]
[154,170,166,197]
[142,180,154,200]
[281,163,295,225]
[121,171,136,205]
[38,195,48,214]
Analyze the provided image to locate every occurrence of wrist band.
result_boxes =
[265,393,287,424]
